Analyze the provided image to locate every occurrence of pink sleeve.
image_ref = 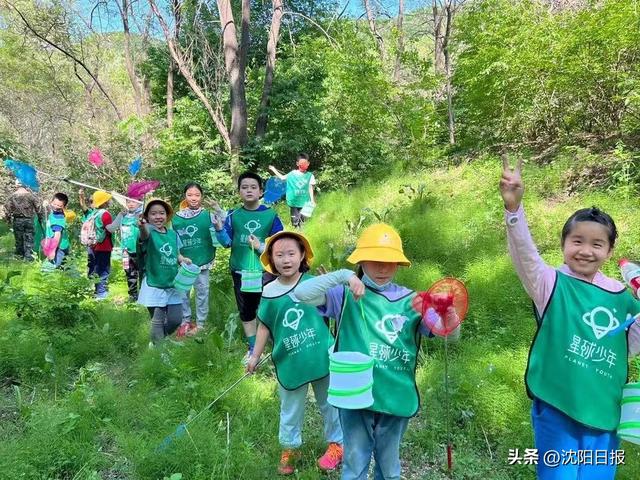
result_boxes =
[505,205,557,316]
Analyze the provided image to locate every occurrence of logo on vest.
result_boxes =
[283,308,304,331]
[244,220,261,235]
[159,243,173,257]
[582,306,620,340]
[376,314,409,343]
[178,225,198,238]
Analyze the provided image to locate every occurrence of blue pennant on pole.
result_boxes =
[3,158,39,191]
[263,177,286,204]
[128,156,143,176]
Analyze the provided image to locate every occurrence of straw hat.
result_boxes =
[260,231,314,274]
[346,223,411,266]
[144,198,173,221]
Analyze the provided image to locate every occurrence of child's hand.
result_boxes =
[137,215,147,228]
[348,275,365,301]
[208,199,221,211]
[181,257,193,265]
[246,355,260,373]
[444,306,460,330]
[248,234,261,250]
[499,155,524,212]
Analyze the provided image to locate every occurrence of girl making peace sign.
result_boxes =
[500,156,640,480]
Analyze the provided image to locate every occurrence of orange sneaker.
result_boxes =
[278,449,300,475]
[317,442,343,471]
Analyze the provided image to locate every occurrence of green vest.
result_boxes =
[172,210,216,267]
[526,271,638,431]
[120,214,140,253]
[336,286,422,417]
[144,228,179,288]
[90,209,108,244]
[258,274,334,390]
[286,172,313,208]
[45,212,69,250]
[230,207,277,272]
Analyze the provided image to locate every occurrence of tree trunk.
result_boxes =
[149,0,231,151]
[120,0,148,116]
[442,1,455,144]
[432,0,445,75]
[217,0,248,178]
[393,0,404,82]
[239,0,250,78]
[166,0,181,127]
[167,61,175,127]
[255,0,283,138]
[363,0,385,62]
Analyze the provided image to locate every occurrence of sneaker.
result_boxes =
[185,323,202,337]
[317,442,343,471]
[175,322,193,339]
[278,449,300,475]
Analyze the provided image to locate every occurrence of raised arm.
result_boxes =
[294,269,364,308]
[268,165,287,181]
[500,156,556,313]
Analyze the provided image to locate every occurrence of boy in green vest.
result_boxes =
[213,172,284,364]
[500,157,640,480]
[268,153,316,228]
[294,223,460,480]
[43,192,70,269]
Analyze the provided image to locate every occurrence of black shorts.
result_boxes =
[231,271,277,322]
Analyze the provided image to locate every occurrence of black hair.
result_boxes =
[237,171,263,190]
[53,192,69,206]
[183,182,204,195]
[267,234,310,274]
[561,206,618,249]
[297,153,309,162]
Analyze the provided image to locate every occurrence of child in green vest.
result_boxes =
[500,157,640,480]
[246,231,343,475]
[268,153,316,228]
[43,192,70,269]
[294,223,459,480]
[105,190,143,301]
[173,182,225,334]
[137,199,192,344]
[213,172,284,364]
[85,190,114,300]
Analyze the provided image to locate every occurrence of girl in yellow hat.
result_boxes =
[294,223,459,480]
[246,231,343,475]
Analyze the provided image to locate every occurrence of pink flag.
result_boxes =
[88,148,104,167]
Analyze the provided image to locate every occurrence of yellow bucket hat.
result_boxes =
[144,198,174,221]
[347,223,411,266]
[260,231,314,274]
[92,190,112,208]
[179,199,189,210]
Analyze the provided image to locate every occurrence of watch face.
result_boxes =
[508,216,519,225]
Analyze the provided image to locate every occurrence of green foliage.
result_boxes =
[455,0,640,148]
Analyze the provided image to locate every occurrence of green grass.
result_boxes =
[2,153,640,478]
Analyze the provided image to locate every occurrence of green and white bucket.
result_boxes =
[327,350,375,409]
[618,382,640,444]
[173,263,201,292]
[240,270,263,293]
[301,202,315,218]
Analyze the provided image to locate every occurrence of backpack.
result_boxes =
[80,210,105,247]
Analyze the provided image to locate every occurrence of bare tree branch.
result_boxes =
[7,1,122,120]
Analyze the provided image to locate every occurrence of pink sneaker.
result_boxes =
[317,442,343,471]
